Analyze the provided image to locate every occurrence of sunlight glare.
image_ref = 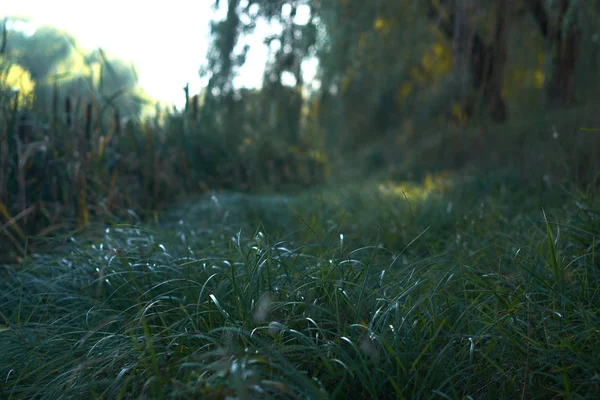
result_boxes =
[1,0,264,108]
[2,0,318,109]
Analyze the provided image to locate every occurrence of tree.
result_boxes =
[427,0,511,122]
[525,0,581,108]
[4,19,151,119]
[5,24,74,81]
[0,58,36,108]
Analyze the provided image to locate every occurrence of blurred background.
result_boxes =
[1,0,599,260]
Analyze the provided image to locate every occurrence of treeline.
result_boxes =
[201,0,600,178]
[1,19,150,117]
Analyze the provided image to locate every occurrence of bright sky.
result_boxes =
[0,0,282,108]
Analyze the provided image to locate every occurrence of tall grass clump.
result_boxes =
[0,52,327,263]
[1,176,598,399]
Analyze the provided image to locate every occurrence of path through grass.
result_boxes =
[1,173,599,399]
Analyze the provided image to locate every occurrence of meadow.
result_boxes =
[2,2,600,398]
[1,172,599,399]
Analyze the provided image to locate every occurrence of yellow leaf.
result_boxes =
[0,61,36,107]
[374,17,390,36]
[396,84,412,104]
[534,70,545,89]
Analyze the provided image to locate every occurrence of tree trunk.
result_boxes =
[452,0,475,102]
[525,0,580,108]
[429,0,510,122]
[481,0,510,122]
[547,26,579,107]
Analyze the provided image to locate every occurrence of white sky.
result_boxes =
[0,0,281,108]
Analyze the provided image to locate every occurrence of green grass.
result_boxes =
[1,173,599,399]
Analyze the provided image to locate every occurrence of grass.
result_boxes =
[0,55,327,264]
[1,172,598,399]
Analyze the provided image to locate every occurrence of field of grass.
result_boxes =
[1,172,598,399]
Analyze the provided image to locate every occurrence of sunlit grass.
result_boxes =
[1,176,598,399]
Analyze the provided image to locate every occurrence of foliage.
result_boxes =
[0,58,35,107]
[200,0,600,172]
[3,21,151,118]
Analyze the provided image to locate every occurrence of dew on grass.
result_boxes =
[277,246,292,255]
[126,209,140,221]
[231,232,242,248]
[5,369,15,383]
[339,258,359,267]
[126,237,151,247]
[60,258,73,268]
[251,384,265,394]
